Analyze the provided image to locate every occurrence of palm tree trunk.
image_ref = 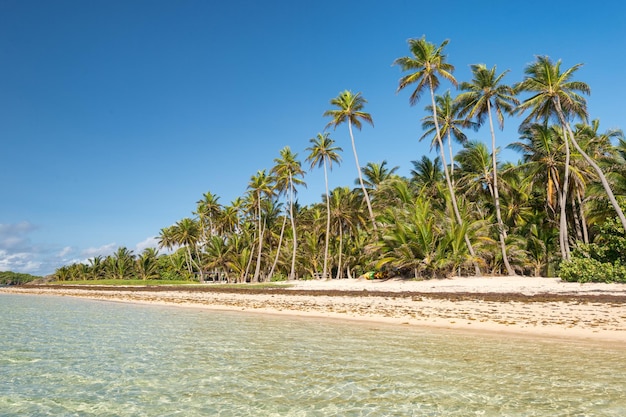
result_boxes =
[268,214,287,279]
[487,101,515,275]
[577,190,589,244]
[323,159,331,280]
[336,226,343,279]
[553,104,574,261]
[253,197,264,282]
[428,84,481,275]
[559,124,572,261]
[447,130,455,184]
[348,119,377,231]
[288,175,297,280]
[561,111,626,232]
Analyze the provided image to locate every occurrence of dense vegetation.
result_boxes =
[53,37,626,284]
[0,271,41,285]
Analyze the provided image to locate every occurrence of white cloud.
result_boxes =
[58,246,73,257]
[0,221,37,251]
[0,250,40,273]
[81,243,117,258]
[134,236,159,253]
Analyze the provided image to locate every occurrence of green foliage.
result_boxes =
[270,272,287,282]
[53,279,197,286]
[559,258,626,283]
[559,215,626,283]
[0,271,41,285]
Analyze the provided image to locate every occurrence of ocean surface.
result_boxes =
[1,293,625,416]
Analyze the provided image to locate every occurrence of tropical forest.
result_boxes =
[52,37,626,284]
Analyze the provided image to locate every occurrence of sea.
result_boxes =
[1,293,625,416]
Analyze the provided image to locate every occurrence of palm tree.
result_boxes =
[410,155,444,199]
[457,63,519,275]
[87,255,105,280]
[421,90,477,180]
[195,191,222,243]
[108,247,136,280]
[136,247,160,280]
[306,132,342,279]
[323,90,377,231]
[247,170,276,282]
[393,36,480,274]
[516,56,626,259]
[271,146,306,280]
[361,160,399,191]
[172,218,201,278]
[328,186,366,279]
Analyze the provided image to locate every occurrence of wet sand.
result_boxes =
[3,276,626,343]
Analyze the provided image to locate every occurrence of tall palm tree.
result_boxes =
[247,170,276,282]
[393,36,481,274]
[457,63,519,275]
[172,218,201,278]
[195,191,222,243]
[515,56,626,259]
[272,146,306,280]
[306,132,342,279]
[323,90,377,231]
[328,186,366,279]
[421,90,477,180]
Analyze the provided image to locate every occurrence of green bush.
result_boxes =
[559,257,626,283]
[559,208,626,283]
[0,271,41,285]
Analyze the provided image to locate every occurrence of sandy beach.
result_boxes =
[3,276,626,343]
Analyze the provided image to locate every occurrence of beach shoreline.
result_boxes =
[3,276,626,344]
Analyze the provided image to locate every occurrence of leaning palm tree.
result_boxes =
[456,63,519,275]
[323,90,377,231]
[271,146,306,280]
[306,132,342,279]
[515,56,626,259]
[393,36,480,274]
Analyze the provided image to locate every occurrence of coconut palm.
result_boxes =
[410,155,444,200]
[107,247,136,280]
[87,255,105,280]
[457,63,519,275]
[323,90,377,231]
[136,247,160,280]
[515,56,626,259]
[306,132,342,279]
[361,160,399,191]
[421,90,477,180]
[172,218,201,278]
[195,191,222,243]
[271,146,305,280]
[247,170,276,282]
[328,186,366,278]
[393,36,480,274]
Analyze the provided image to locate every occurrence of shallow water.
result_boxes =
[1,293,625,416]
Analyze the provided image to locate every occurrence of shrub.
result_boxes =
[558,208,626,283]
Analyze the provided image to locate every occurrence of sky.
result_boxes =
[1,0,625,276]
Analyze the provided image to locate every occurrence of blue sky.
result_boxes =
[1,0,625,275]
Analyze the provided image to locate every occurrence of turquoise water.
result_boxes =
[1,294,625,416]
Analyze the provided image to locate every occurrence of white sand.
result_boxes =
[3,276,626,343]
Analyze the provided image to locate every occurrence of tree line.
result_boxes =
[53,36,626,283]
